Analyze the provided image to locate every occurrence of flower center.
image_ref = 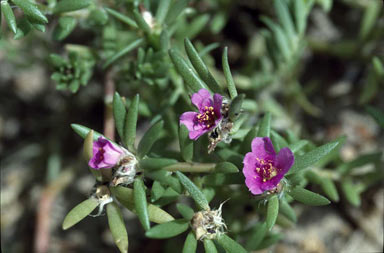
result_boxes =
[197,106,216,128]
[255,158,278,182]
[96,147,105,163]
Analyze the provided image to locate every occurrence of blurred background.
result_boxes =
[1,0,383,252]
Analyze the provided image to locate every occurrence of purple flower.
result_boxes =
[89,137,124,170]
[180,89,223,140]
[243,137,294,195]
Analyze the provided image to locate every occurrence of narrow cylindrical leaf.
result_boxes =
[13,16,32,40]
[151,181,165,201]
[113,92,127,141]
[184,38,222,94]
[145,219,189,239]
[266,195,279,230]
[274,0,296,46]
[12,0,48,24]
[320,178,339,202]
[179,124,193,162]
[53,16,77,41]
[83,130,102,181]
[71,124,103,140]
[146,170,182,193]
[1,1,17,34]
[215,234,247,253]
[288,140,308,153]
[62,198,99,230]
[124,94,139,150]
[294,0,306,35]
[246,222,267,250]
[133,9,151,34]
[287,139,340,175]
[105,7,137,28]
[182,231,197,253]
[103,38,144,69]
[222,47,237,99]
[228,94,245,121]
[176,203,195,220]
[140,158,178,171]
[255,233,282,250]
[137,120,164,158]
[134,178,150,231]
[341,178,361,207]
[53,0,91,14]
[215,162,238,174]
[289,187,330,206]
[111,186,135,210]
[165,0,188,25]
[241,127,257,154]
[176,171,209,211]
[147,204,175,223]
[155,0,171,25]
[203,173,243,186]
[107,202,129,253]
[169,49,208,92]
[257,112,271,138]
[279,200,297,223]
[204,239,218,253]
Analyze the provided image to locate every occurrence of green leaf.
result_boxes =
[1,1,17,34]
[257,112,271,138]
[270,130,289,152]
[241,127,257,154]
[147,204,175,224]
[53,0,91,14]
[83,130,102,181]
[365,105,384,128]
[215,162,238,174]
[222,47,237,99]
[289,187,330,206]
[105,8,137,28]
[287,139,340,175]
[53,16,77,41]
[204,239,218,253]
[254,233,282,250]
[146,170,182,193]
[155,0,171,25]
[184,38,222,94]
[151,181,165,201]
[176,171,209,211]
[337,151,382,175]
[245,222,267,250]
[228,94,245,122]
[320,178,339,202]
[274,0,296,47]
[179,124,193,162]
[124,94,139,150]
[103,38,144,69]
[279,200,297,223]
[359,1,381,40]
[169,49,208,92]
[176,203,195,220]
[203,173,243,186]
[293,0,307,35]
[133,9,151,34]
[134,178,150,231]
[266,195,279,230]
[14,17,32,39]
[372,57,384,77]
[215,234,247,253]
[113,92,126,141]
[107,202,129,253]
[261,17,291,61]
[182,231,197,253]
[341,178,361,207]
[62,198,99,230]
[137,120,164,158]
[165,0,188,25]
[71,124,103,140]
[145,219,189,239]
[140,158,178,171]
[32,22,45,32]
[12,0,48,24]
[288,140,308,153]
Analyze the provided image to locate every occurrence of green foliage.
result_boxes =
[62,198,99,230]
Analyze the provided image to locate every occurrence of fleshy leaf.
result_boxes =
[182,231,198,253]
[145,219,189,239]
[266,195,279,230]
[107,202,129,253]
[134,178,150,231]
[62,198,99,230]
[288,187,330,206]
[176,171,209,211]
[137,120,164,158]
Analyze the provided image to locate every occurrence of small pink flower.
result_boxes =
[180,89,223,140]
[89,137,124,170]
[243,137,294,195]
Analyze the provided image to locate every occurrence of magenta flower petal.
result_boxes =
[251,137,276,160]
[89,137,124,170]
[276,147,295,174]
[242,137,294,195]
[179,89,223,140]
[191,89,211,109]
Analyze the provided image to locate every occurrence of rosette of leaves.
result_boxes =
[50,51,95,93]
